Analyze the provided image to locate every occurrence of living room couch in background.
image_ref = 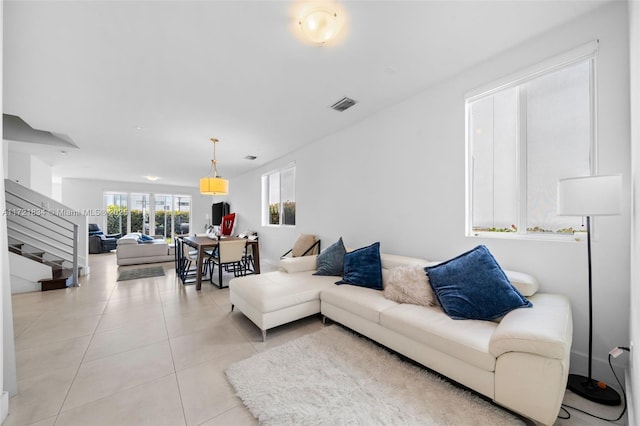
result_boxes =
[116,233,174,265]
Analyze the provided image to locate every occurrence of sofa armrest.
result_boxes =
[279,255,318,273]
[490,293,572,360]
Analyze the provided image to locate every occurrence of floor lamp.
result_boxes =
[557,174,622,405]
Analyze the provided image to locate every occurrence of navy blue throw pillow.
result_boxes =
[336,242,383,290]
[425,245,532,320]
[314,237,347,276]
[139,234,154,242]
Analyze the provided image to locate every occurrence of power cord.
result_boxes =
[560,346,630,423]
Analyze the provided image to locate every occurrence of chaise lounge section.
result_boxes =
[229,251,572,425]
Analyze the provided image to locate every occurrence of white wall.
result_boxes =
[29,156,52,198]
[7,151,30,187]
[228,2,631,384]
[61,178,225,237]
[627,0,639,422]
[0,0,18,419]
[6,151,53,198]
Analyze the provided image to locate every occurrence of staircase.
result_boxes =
[4,180,83,292]
[8,241,77,291]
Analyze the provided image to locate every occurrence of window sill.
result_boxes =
[466,232,586,243]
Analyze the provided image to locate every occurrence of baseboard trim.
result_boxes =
[626,370,635,426]
[0,390,9,424]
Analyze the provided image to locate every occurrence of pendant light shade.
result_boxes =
[200,138,229,195]
[199,176,228,195]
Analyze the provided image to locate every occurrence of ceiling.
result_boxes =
[3,0,613,188]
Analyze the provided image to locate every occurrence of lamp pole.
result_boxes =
[566,215,620,405]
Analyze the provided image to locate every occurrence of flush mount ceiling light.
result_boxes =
[145,175,159,181]
[298,7,339,44]
[200,138,229,195]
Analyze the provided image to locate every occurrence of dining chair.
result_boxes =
[241,234,258,274]
[209,239,247,288]
[178,239,207,284]
[281,234,321,258]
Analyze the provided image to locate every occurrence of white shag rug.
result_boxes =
[226,325,527,425]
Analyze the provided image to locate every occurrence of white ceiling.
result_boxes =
[3,0,613,188]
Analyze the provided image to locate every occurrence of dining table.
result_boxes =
[180,235,260,290]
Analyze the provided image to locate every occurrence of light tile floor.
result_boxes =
[6,252,628,426]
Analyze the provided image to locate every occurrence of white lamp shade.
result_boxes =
[557,175,621,216]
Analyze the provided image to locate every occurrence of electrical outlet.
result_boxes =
[610,347,624,358]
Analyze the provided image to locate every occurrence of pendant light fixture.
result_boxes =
[200,138,229,195]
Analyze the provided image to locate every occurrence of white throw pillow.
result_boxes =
[292,234,318,257]
[384,265,436,307]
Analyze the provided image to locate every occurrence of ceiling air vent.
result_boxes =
[244,155,257,160]
[330,97,357,112]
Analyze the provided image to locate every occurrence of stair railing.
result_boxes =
[4,188,79,287]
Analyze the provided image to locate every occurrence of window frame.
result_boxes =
[261,163,296,227]
[465,41,599,241]
[104,191,191,240]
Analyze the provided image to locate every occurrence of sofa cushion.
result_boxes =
[116,240,169,258]
[314,237,346,276]
[280,255,318,273]
[503,270,539,297]
[384,265,436,307]
[380,253,435,270]
[380,303,497,372]
[321,285,398,324]
[489,293,572,360]
[117,235,139,245]
[425,245,532,321]
[230,271,335,313]
[336,242,383,290]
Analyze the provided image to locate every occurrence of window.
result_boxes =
[130,193,150,234]
[262,165,296,226]
[104,192,191,239]
[104,192,128,235]
[466,45,596,238]
[173,195,191,235]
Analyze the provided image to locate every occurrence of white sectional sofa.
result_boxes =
[229,252,573,426]
[116,233,175,266]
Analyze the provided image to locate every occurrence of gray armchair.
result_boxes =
[88,223,120,253]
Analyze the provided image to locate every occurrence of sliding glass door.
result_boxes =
[104,192,128,235]
[103,192,191,238]
[173,195,191,235]
[130,193,150,235]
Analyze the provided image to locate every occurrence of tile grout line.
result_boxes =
[52,270,119,425]
[159,267,189,426]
